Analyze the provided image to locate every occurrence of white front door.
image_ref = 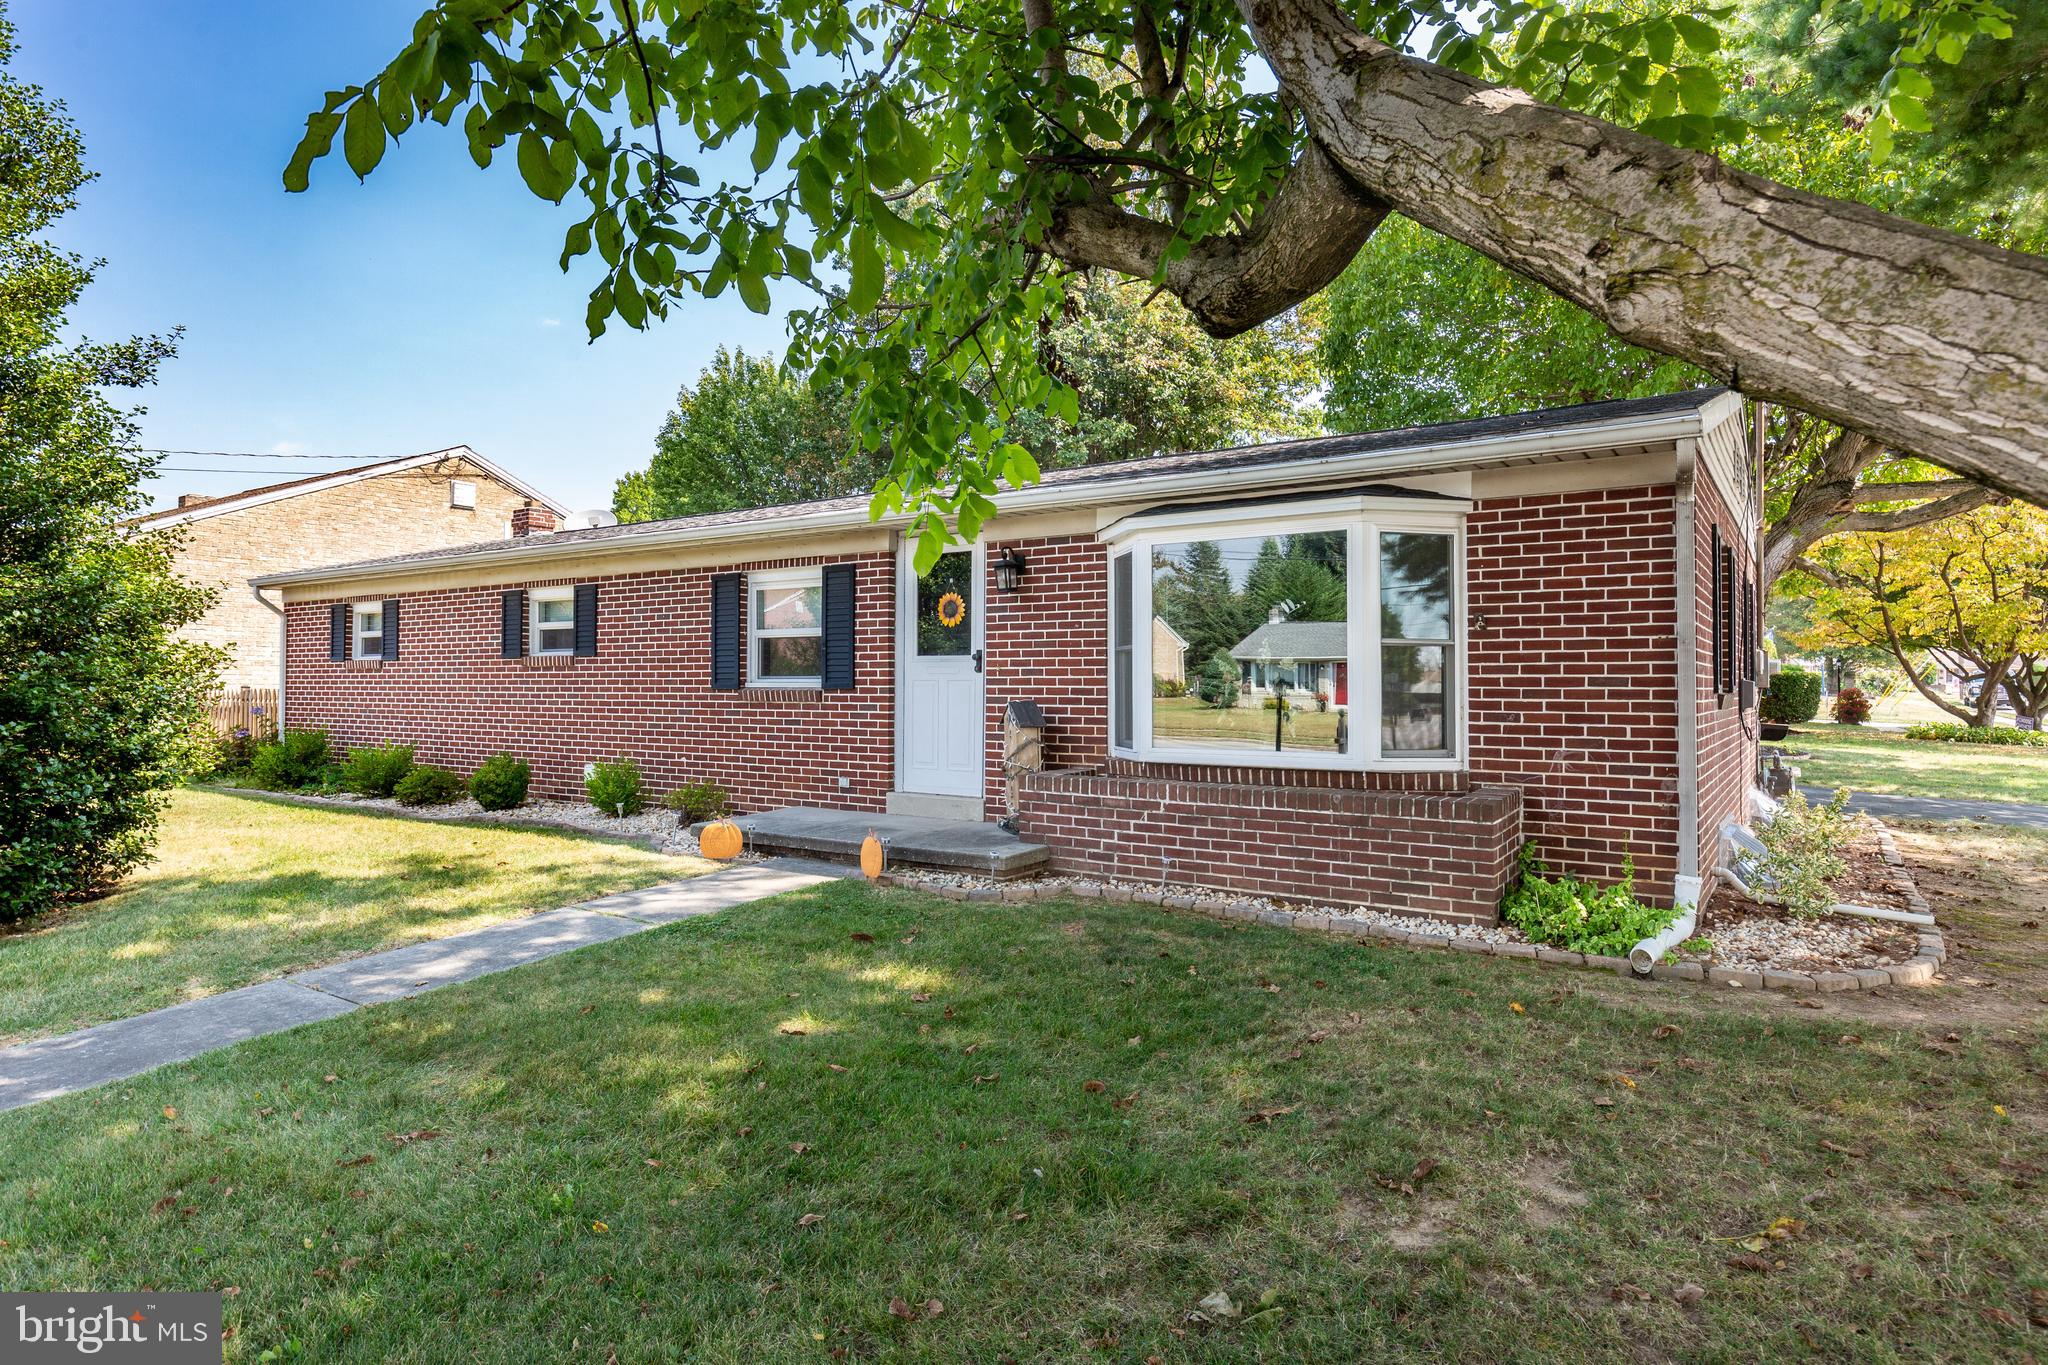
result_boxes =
[897,542,985,799]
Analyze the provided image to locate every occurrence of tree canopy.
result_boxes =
[288,0,2048,561]
[0,6,219,922]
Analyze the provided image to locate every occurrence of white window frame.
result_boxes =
[748,567,824,689]
[1103,494,1468,772]
[351,601,384,661]
[529,586,577,657]
[449,479,478,509]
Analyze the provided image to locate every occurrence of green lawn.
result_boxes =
[1152,694,1346,752]
[1,876,2039,1360]
[1789,723,2048,804]
[0,789,705,1046]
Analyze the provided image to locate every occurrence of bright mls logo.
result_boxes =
[3,1294,220,1363]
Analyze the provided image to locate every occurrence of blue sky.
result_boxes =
[13,0,793,514]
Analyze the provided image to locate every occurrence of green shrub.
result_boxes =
[585,757,644,817]
[1831,687,1872,725]
[1756,789,1851,918]
[1152,676,1191,698]
[1903,721,2048,746]
[342,743,416,797]
[249,729,330,791]
[661,778,732,822]
[394,764,467,806]
[470,753,532,811]
[1760,667,1822,724]
[1196,653,1238,708]
[1502,842,1677,957]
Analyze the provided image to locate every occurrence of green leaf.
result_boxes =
[868,196,930,252]
[343,95,386,179]
[613,271,647,329]
[736,269,771,315]
[282,111,342,192]
[847,227,883,314]
[1669,15,1721,53]
[518,131,571,203]
[462,104,492,169]
[1888,92,1933,133]
[375,73,414,136]
[912,521,946,575]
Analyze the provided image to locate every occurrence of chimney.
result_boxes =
[177,493,208,508]
[511,501,557,537]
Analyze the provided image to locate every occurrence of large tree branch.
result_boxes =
[1229,0,2048,504]
[1041,140,1388,336]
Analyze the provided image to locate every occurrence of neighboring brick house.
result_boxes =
[256,391,1761,927]
[130,448,565,691]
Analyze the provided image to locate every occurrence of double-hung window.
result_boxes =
[351,602,384,660]
[530,587,576,656]
[750,569,823,686]
[1106,496,1465,770]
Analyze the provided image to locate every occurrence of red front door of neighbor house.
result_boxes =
[1334,661,1348,706]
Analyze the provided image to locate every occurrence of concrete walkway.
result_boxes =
[1801,786,2048,830]
[0,859,844,1115]
[700,806,1051,877]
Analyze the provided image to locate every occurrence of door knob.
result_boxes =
[972,648,984,674]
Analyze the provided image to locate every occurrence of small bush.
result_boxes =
[1903,721,2048,746]
[342,743,416,797]
[1196,653,1238,708]
[1502,842,1676,957]
[662,778,732,822]
[1760,667,1822,724]
[394,764,467,806]
[249,729,330,791]
[1831,687,1872,725]
[586,757,644,817]
[1756,788,1851,918]
[1152,676,1191,698]
[470,753,532,811]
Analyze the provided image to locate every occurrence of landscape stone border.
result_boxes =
[879,818,1946,995]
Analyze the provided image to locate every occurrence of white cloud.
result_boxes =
[540,317,562,328]
[267,440,308,456]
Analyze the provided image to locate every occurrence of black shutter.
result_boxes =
[573,583,598,657]
[1742,577,1756,681]
[1709,524,1725,694]
[501,589,525,659]
[711,573,742,690]
[381,598,399,660]
[329,604,347,661]
[1720,542,1737,693]
[820,564,856,690]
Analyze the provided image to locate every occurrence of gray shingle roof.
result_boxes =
[256,387,1727,583]
[1230,620,1348,661]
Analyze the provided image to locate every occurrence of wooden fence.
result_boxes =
[207,686,279,738]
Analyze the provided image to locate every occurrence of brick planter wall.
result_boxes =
[1016,769,1522,923]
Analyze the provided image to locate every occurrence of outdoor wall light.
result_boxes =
[993,547,1029,592]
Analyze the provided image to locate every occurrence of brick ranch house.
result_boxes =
[130,448,565,691]
[255,390,1762,926]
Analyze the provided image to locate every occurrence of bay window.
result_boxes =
[1106,498,1464,769]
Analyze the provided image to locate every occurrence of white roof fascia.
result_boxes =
[134,446,567,530]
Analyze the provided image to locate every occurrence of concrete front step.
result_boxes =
[697,806,1051,879]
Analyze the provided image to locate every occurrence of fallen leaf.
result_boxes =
[1246,1104,1297,1125]
[387,1129,443,1146]
[828,1063,847,1073]
[162,1106,177,1120]
[973,1072,1000,1084]
[922,1299,943,1318]
[888,1297,917,1321]
[1837,1034,1863,1046]
[1113,1092,1138,1109]
[1010,1211,1029,1223]
[1672,1283,1706,1306]
[797,1213,825,1227]
[1409,1158,1439,1184]
[910,992,932,1003]
[336,1154,376,1169]
[149,1195,177,1216]
[1980,1307,2022,1327]
[1593,1097,1615,1108]
[1652,1024,1682,1040]
[1818,1140,1867,1159]
[323,1074,338,1084]
[790,1142,811,1154]
[1509,1002,1525,1014]
[1726,1253,1776,1273]
[256,1107,275,1118]
[645,1158,662,1167]
[738,1126,753,1137]
[1082,1080,1106,1093]
[1195,1290,1241,1321]
[579,1005,596,1015]
[778,1026,806,1036]
[850,932,876,943]
[1609,1283,1651,1302]
[591,1221,609,1233]
[1796,999,1824,1010]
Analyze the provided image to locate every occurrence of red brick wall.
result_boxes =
[282,551,897,811]
[1693,460,1760,878]
[1018,771,1522,923]
[1466,485,1683,901]
[980,535,1109,818]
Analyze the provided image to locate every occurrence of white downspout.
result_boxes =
[252,585,285,733]
[1630,439,1703,974]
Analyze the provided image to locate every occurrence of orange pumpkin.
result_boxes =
[860,832,884,879]
[699,819,743,860]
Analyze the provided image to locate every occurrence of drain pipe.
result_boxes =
[252,585,285,732]
[1630,439,1703,975]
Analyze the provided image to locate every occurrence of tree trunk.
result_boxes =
[1225,0,2048,506]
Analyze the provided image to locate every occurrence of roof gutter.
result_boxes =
[253,401,1724,590]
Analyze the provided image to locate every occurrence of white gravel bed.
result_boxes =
[1677,907,1914,975]
[886,870,1516,945]
[221,787,734,859]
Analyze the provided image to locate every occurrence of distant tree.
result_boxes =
[1152,540,1253,677]
[0,9,218,923]
[1794,503,2048,725]
[613,347,870,522]
[1007,278,1323,469]
[1196,653,1240,710]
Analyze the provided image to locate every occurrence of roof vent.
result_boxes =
[561,508,618,530]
